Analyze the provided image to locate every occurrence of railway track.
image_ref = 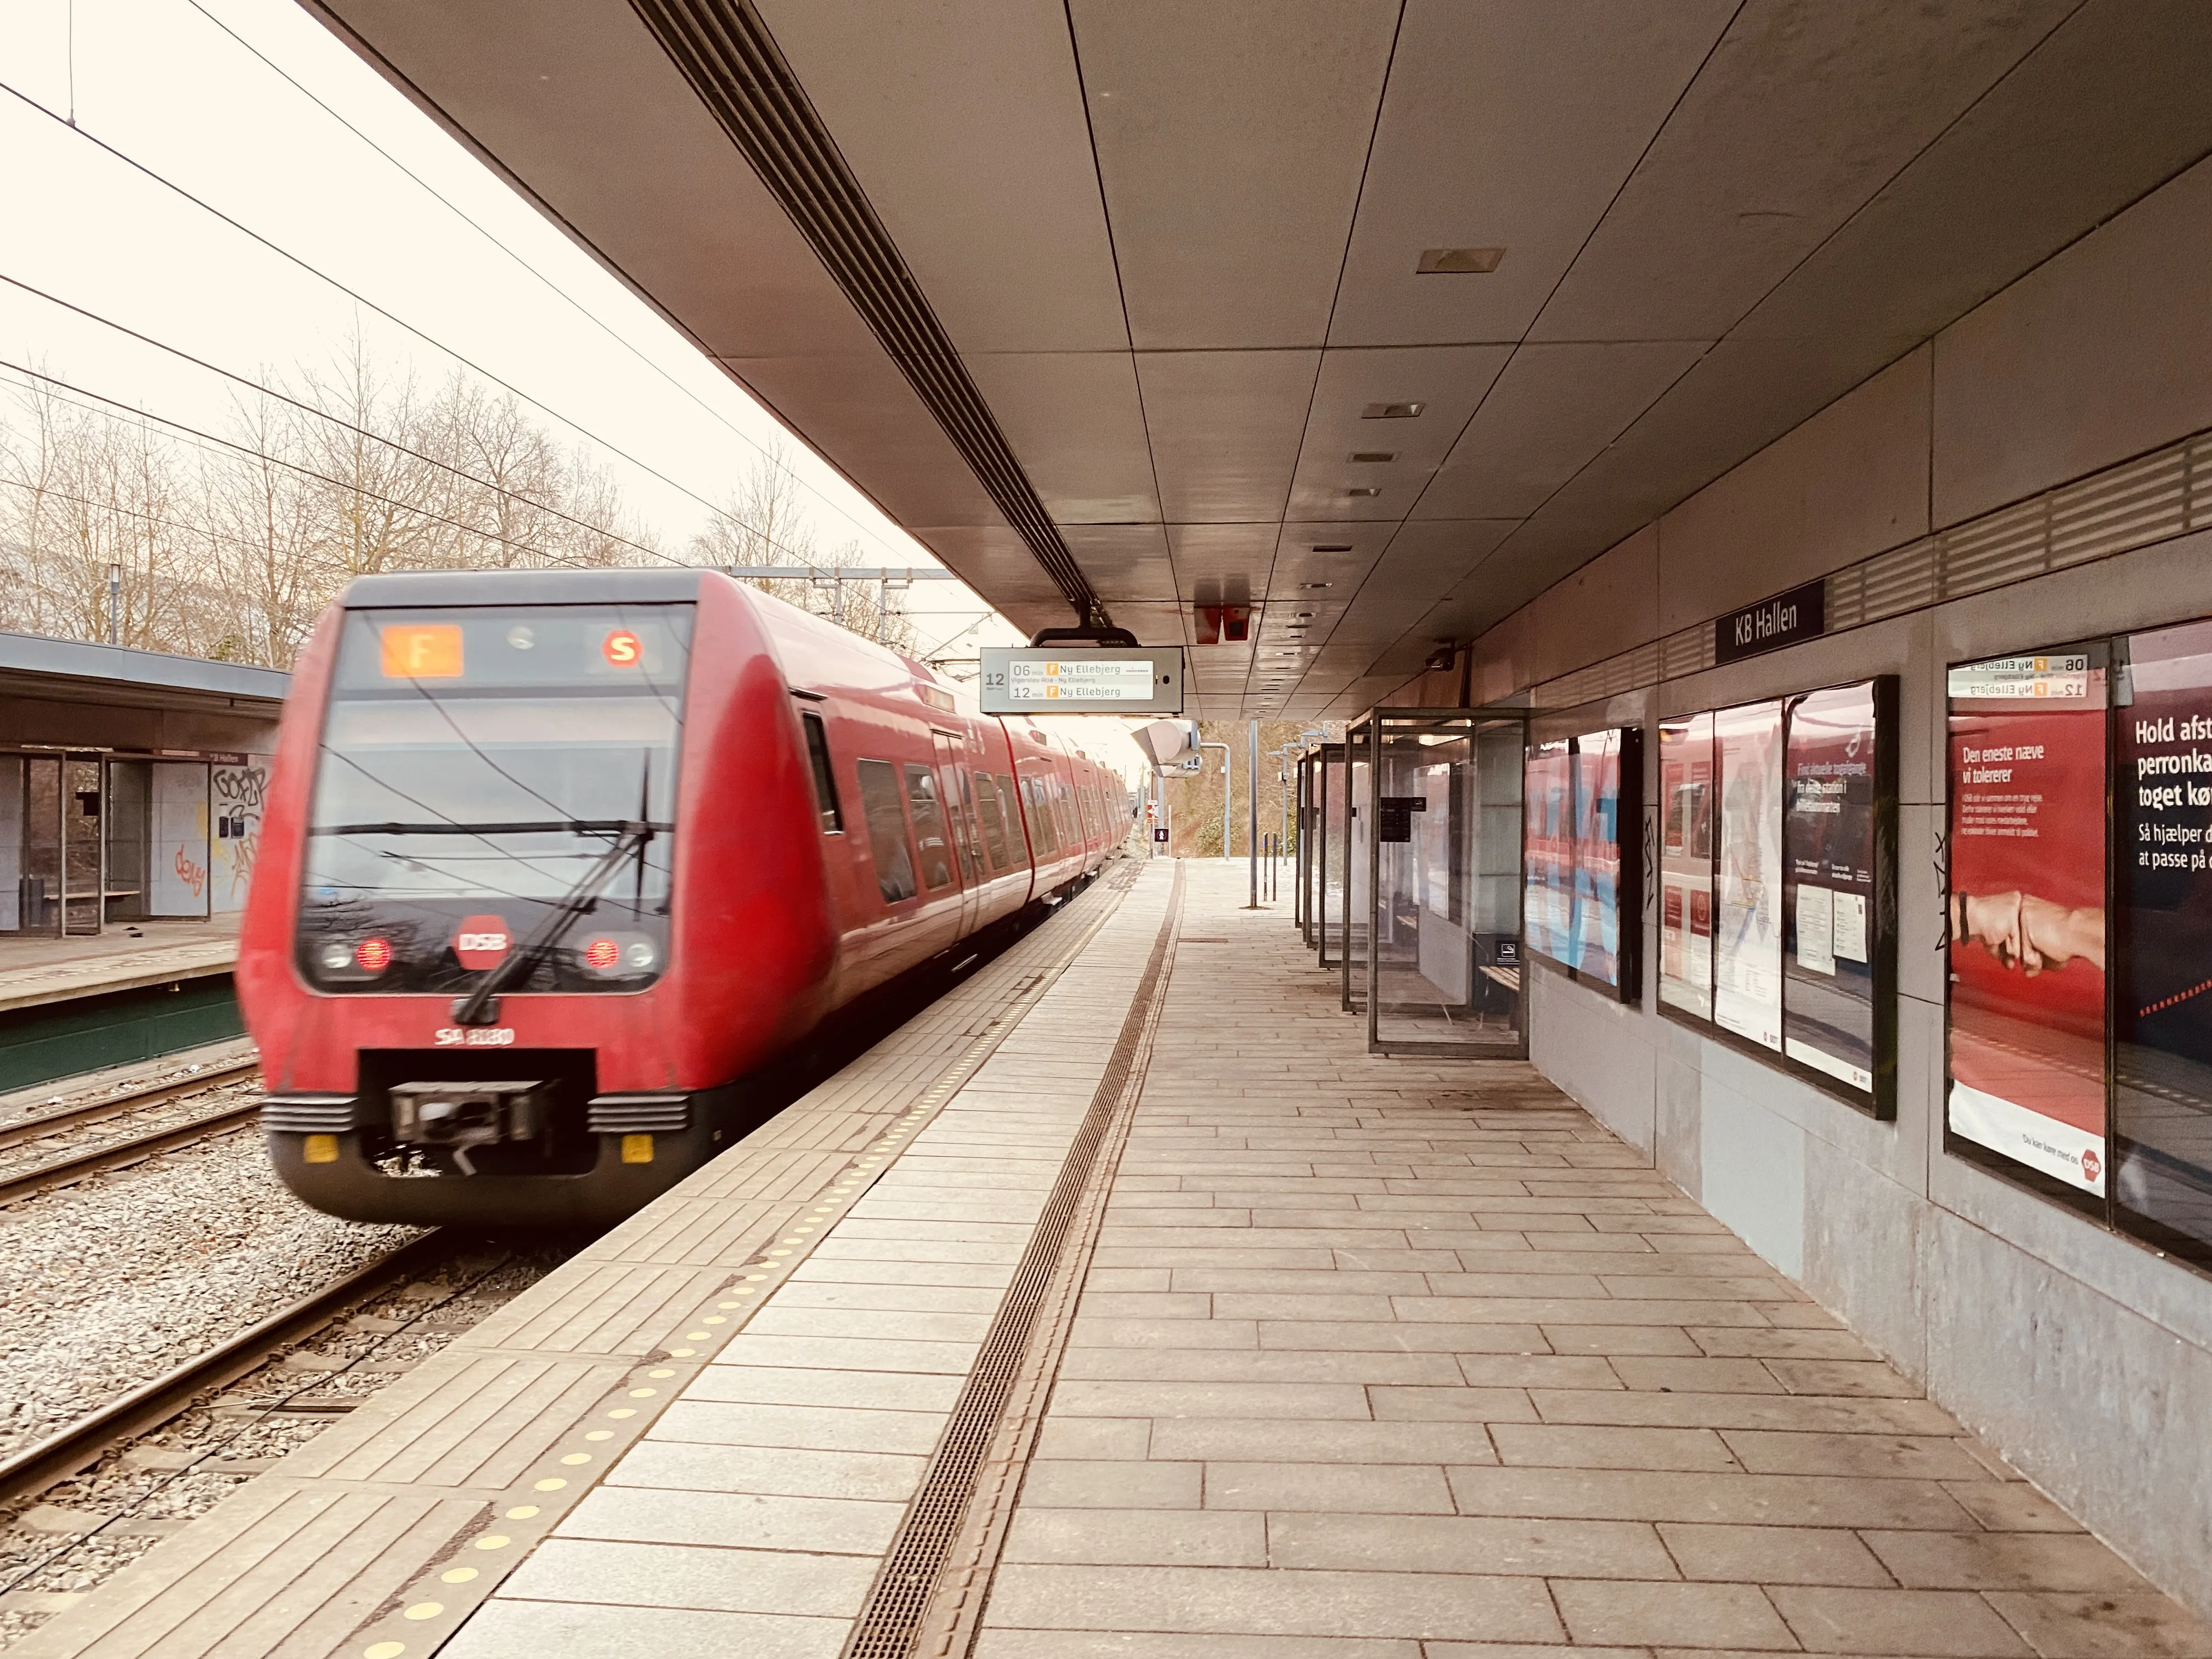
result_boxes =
[0,1232,450,1509]
[0,1060,262,1208]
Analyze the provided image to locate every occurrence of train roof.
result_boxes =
[339,568,707,607]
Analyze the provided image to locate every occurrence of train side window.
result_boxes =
[855,759,917,903]
[975,771,1010,870]
[1024,775,1059,855]
[801,713,842,833]
[904,764,955,889]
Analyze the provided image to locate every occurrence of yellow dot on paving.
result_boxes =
[440,1567,478,1585]
[669,1348,696,1358]
[473,1536,510,1550]
[743,1273,768,1281]
[686,1331,710,1341]
[606,1408,637,1420]
[793,1227,815,1235]
[702,1316,727,1325]
[505,1505,541,1520]
[402,1602,443,1621]
[768,1249,792,1257]
[560,1453,591,1466]
[585,1430,613,1442]
[364,1645,404,1659]
[533,1478,567,1492]
[730,1290,755,1297]
[781,1237,804,1244]
[627,1387,657,1398]
[648,1368,675,1379]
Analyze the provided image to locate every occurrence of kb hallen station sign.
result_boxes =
[1714,578,1826,665]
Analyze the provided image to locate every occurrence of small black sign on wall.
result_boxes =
[1715,579,1826,665]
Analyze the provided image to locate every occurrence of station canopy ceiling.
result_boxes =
[308,0,2212,717]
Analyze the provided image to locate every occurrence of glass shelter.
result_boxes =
[1344,709,1529,1056]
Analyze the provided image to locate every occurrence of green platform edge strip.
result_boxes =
[0,975,244,1093]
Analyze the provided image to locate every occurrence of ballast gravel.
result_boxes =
[0,1118,422,1460]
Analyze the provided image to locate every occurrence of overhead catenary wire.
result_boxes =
[109,6,923,566]
[0,77,847,582]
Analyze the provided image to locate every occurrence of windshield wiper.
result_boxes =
[319,819,667,836]
[450,820,654,1026]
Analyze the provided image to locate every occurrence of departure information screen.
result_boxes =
[978,648,1183,714]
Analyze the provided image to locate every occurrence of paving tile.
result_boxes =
[1020,1460,1203,1509]
[1936,1481,2085,1533]
[1444,1466,1975,1528]
[499,1536,874,1617]
[1048,1380,1372,1418]
[1201,1460,1454,1513]
[445,1596,846,1659]
[1541,1325,1705,1357]
[1150,1417,1495,1464]
[1076,1292,1216,1318]
[772,1281,1005,1316]
[1719,1431,1991,1481]
[555,1485,902,1555]
[651,1401,945,1456]
[683,1364,962,1412]
[1033,1418,1152,1459]
[746,1305,995,1344]
[1689,1327,1887,1361]
[981,1562,1562,1641]
[1533,1388,1959,1435]
[1658,1520,1893,1585]
[975,1633,1422,1657]
[1454,1354,1622,1389]
[1268,1511,1678,1578]
[1609,1356,1786,1394]
[1860,1530,2152,1592]
[1066,1317,1260,1349]
[708,1331,980,1374]
[1980,1590,2212,1658]
[1488,1423,1742,1472]
[1768,1585,2035,1655]
[1059,1349,1463,1385]
[607,1440,924,1503]
[1551,1579,1797,1649]
[1002,1507,1267,1566]
[1767,1359,1925,1397]
[1262,1320,1549,1354]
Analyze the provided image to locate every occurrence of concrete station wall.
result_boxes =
[1469,155,2212,1612]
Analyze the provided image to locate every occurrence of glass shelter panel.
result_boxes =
[1316,744,1347,964]
[1368,713,1526,1056]
[1341,724,1372,1009]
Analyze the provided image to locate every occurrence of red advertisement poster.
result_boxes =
[2114,620,2212,1251]
[1659,714,1714,1017]
[1946,652,2108,1194]
[1570,731,1624,986]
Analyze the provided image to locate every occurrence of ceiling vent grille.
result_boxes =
[628,0,1105,627]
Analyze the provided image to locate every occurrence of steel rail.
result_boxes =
[0,1231,448,1508]
[0,1096,264,1208]
[0,1057,259,1155]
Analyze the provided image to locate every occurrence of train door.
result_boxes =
[932,731,981,937]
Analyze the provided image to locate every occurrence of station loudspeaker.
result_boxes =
[1132,719,1200,771]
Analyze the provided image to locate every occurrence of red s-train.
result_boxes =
[239,568,1126,1225]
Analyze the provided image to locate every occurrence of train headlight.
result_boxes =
[625,941,656,970]
[320,942,351,970]
[356,936,393,973]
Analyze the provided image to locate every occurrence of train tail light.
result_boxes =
[356,936,393,973]
[584,936,620,970]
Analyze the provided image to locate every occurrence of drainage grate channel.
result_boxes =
[839,865,1184,1659]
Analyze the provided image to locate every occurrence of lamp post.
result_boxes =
[106,563,121,646]
[1198,741,1230,859]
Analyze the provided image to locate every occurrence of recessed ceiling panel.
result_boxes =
[1267,522,1397,601]
[1136,351,1320,523]
[1412,341,1709,521]
[1529,0,2078,343]
[1329,0,1734,347]
[1062,524,1175,603]
[1283,345,1514,521]
[963,352,1161,525]
[751,0,1127,354]
[1070,0,1400,349]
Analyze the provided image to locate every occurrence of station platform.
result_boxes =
[25,860,2211,1659]
[0,920,242,1094]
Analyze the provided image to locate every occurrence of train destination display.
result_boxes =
[1946,650,2109,1195]
[977,647,1184,714]
[1661,679,1895,1114]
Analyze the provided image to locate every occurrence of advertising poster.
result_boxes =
[1946,652,2108,1194]
[1659,714,1716,1018]
[1569,731,1624,986]
[1713,701,1784,1049]
[1782,683,1878,1093]
[2114,621,2212,1249]
[1523,741,1573,967]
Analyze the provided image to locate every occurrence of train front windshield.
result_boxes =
[298,604,692,995]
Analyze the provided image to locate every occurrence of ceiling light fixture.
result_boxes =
[1301,580,1333,589]
[1349,452,1396,464]
[1418,247,1505,274]
[1361,402,1423,419]
[1344,487,1381,498]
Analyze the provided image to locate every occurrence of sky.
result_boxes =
[0,0,1057,670]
